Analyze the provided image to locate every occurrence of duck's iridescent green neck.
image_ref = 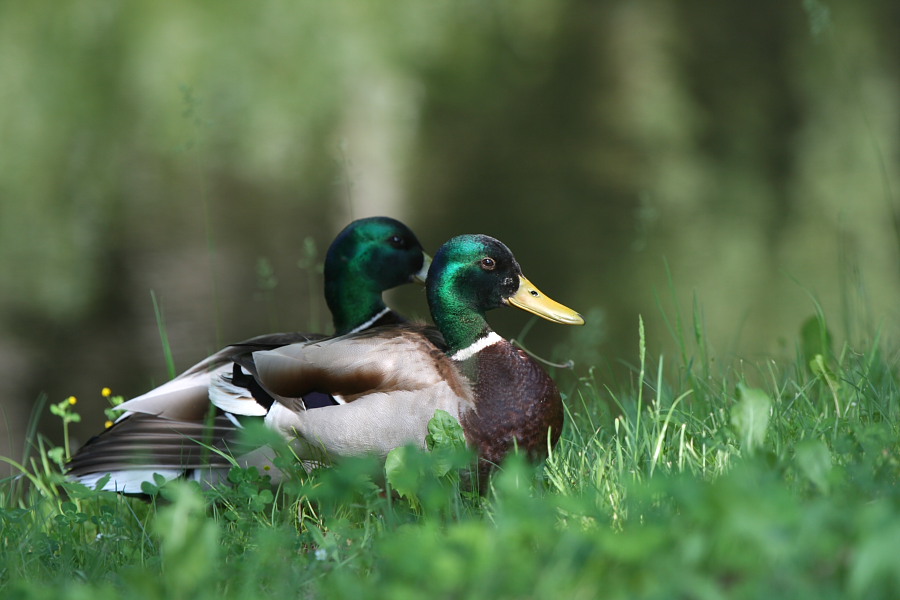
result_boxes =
[426,256,494,355]
[325,271,386,336]
[325,276,387,335]
[432,298,494,356]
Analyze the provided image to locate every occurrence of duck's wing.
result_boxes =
[251,324,472,459]
[115,331,322,419]
[65,412,247,493]
[253,324,463,404]
[67,331,322,493]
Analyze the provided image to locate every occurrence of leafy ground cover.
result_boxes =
[2,311,899,599]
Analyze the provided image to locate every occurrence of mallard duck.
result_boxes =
[67,216,430,492]
[216,234,584,481]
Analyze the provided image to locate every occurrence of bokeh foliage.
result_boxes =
[0,1,898,457]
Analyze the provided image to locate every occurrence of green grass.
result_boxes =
[2,311,900,600]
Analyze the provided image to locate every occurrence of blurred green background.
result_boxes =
[1,1,898,467]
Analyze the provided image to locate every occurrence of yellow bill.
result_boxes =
[506,274,584,325]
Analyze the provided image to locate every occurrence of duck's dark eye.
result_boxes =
[481,257,496,271]
[388,235,405,249]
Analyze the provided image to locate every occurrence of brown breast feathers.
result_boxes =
[458,340,564,478]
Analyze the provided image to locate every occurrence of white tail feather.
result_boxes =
[117,370,216,412]
[209,373,268,416]
[73,469,185,494]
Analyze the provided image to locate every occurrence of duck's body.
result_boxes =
[67,217,430,492]
[225,234,583,480]
[252,327,563,478]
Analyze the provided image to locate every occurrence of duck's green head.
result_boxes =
[427,234,583,352]
[325,217,430,334]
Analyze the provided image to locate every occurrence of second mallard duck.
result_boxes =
[223,234,584,479]
[67,216,430,492]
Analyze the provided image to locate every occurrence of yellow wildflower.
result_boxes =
[67,396,77,405]
[101,387,112,397]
